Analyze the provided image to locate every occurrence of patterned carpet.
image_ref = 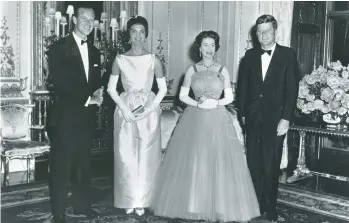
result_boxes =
[1,177,348,223]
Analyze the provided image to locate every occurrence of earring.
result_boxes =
[200,51,202,57]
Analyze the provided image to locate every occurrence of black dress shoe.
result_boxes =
[73,208,100,218]
[52,214,66,223]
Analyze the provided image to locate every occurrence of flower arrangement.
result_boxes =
[297,61,349,124]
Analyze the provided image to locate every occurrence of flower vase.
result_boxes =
[310,111,321,124]
[322,114,347,130]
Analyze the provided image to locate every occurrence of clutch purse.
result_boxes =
[132,105,145,115]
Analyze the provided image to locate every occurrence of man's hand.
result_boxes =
[277,119,289,136]
[89,95,103,106]
[89,87,104,106]
[93,87,103,98]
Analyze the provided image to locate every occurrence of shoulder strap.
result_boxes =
[218,65,224,73]
[193,65,198,73]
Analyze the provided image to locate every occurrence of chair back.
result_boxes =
[0,103,31,141]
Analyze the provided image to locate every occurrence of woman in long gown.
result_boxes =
[107,16,167,216]
[151,31,260,222]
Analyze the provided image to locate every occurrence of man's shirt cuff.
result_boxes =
[84,96,91,107]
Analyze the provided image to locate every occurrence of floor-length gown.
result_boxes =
[151,65,260,222]
[113,54,162,209]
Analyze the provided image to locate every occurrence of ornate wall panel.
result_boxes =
[0,1,33,173]
[140,1,294,95]
[272,2,294,47]
[0,1,31,102]
[291,2,325,77]
[239,1,294,51]
[140,1,239,95]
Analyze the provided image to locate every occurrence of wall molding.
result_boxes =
[0,1,29,100]
[166,2,171,79]
[32,1,44,90]
[0,1,20,80]
[16,1,20,79]
[200,1,204,32]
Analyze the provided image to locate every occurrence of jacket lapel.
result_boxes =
[66,35,87,83]
[87,43,93,83]
[253,49,263,83]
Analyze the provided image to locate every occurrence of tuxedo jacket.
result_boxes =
[47,34,102,131]
[236,44,300,131]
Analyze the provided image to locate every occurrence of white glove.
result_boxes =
[146,77,167,112]
[218,88,234,106]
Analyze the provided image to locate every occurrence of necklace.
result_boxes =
[200,61,216,69]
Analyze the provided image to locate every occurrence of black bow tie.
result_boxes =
[81,39,88,45]
[261,49,272,55]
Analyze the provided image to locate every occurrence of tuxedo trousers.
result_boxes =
[245,118,285,221]
[48,126,93,216]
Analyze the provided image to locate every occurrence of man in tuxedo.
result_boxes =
[47,5,103,223]
[236,14,299,222]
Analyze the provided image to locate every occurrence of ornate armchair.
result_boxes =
[0,103,50,187]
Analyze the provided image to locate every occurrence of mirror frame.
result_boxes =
[31,1,138,91]
[32,1,45,91]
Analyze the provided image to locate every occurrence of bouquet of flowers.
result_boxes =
[297,61,349,124]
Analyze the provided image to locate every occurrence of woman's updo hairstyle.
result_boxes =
[194,30,220,52]
[126,15,149,38]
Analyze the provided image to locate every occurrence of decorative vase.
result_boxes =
[322,113,347,130]
[309,112,321,124]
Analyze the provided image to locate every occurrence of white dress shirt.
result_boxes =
[72,32,91,106]
[72,31,89,81]
[261,43,276,81]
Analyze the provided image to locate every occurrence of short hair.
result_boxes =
[74,5,95,18]
[127,16,148,38]
[194,30,220,52]
[256,14,278,30]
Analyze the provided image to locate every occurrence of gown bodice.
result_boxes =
[191,66,225,101]
[116,54,156,92]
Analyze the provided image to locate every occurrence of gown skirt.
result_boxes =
[151,106,260,222]
[113,90,162,208]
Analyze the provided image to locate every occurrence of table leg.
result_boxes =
[0,156,3,186]
[26,157,31,183]
[287,130,311,183]
[3,157,9,187]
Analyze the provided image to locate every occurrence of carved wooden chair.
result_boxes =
[0,103,50,187]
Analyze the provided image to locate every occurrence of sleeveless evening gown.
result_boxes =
[113,54,162,209]
[151,65,260,222]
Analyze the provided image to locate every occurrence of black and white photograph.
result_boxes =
[1,1,349,223]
